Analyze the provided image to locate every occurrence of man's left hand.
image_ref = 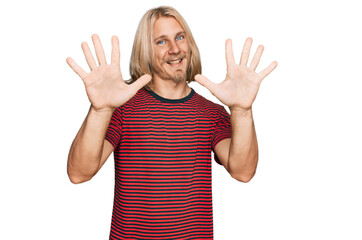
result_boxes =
[195,38,277,112]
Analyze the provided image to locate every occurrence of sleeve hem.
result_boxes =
[105,134,118,149]
[212,136,231,165]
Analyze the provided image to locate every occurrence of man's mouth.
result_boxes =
[166,58,183,65]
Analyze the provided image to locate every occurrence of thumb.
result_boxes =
[194,74,217,95]
[130,74,152,92]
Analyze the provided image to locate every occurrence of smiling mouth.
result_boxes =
[166,58,183,65]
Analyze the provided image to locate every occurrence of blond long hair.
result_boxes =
[128,6,201,90]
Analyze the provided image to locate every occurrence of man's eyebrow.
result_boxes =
[154,31,186,42]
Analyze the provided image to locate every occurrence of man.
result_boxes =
[66,6,277,239]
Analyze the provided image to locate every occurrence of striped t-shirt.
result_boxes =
[105,87,231,240]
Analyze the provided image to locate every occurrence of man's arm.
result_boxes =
[66,34,151,184]
[214,108,258,182]
[67,107,114,184]
[195,37,277,182]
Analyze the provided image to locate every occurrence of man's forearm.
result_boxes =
[67,106,114,183]
[227,108,258,182]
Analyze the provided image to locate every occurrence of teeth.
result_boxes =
[168,59,182,64]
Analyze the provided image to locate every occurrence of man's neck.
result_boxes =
[150,78,191,99]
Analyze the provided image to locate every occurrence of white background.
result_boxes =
[1,0,361,239]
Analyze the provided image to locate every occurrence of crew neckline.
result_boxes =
[146,88,195,103]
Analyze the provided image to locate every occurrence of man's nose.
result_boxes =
[168,41,180,54]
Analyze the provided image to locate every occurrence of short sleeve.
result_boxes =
[211,106,231,165]
[105,108,122,149]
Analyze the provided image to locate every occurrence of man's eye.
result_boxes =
[177,36,184,40]
[157,40,165,45]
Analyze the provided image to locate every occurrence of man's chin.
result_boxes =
[152,67,187,83]
[171,71,187,83]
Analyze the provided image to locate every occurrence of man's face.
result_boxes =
[151,16,190,83]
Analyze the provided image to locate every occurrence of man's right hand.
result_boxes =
[66,34,151,112]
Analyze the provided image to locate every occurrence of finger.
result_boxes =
[225,39,236,67]
[239,37,253,65]
[81,42,97,70]
[91,34,107,65]
[66,57,87,80]
[249,45,264,71]
[194,74,218,95]
[129,74,152,93]
[111,35,120,67]
[258,61,278,80]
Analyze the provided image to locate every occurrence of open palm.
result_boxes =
[195,38,277,111]
[66,34,151,111]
